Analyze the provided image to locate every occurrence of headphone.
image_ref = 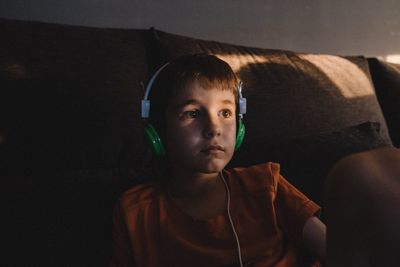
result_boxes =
[141,62,247,156]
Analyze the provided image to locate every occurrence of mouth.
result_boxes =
[201,144,226,154]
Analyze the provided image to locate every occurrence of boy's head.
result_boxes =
[148,54,240,133]
[144,54,244,174]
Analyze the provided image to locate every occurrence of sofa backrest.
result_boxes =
[1,19,394,173]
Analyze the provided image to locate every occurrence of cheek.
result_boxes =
[165,122,201,150]
[226,122,237,144]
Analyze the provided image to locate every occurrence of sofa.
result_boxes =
[2,18,400,266]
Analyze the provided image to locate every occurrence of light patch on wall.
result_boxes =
[384,54,400,64]
[298,54,375,99]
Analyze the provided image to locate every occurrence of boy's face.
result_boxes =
[165,81,237,174]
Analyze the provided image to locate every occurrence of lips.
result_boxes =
[201,144,225,153]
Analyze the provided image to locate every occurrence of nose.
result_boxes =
[203,114,221,139]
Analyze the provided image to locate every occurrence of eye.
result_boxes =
[219,109,233,118]
[181,109,200,119]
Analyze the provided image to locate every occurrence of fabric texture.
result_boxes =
[110,162,321,267]
[150,29,392,151]
[367,58,400,148]
[230,121,391,207]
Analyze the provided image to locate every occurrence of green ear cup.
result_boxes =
[234,119,245,151]
[144,124,166,156]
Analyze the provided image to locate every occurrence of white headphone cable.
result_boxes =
[220,171,244,267]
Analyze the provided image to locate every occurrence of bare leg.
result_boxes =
[325,146,400,267]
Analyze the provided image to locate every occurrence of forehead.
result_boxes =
[169,81,236,107]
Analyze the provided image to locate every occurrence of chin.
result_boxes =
[197,159,229,173]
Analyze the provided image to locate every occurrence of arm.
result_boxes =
[271,166,326,262]
[303,216,326,262]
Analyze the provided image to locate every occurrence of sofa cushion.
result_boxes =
[0,18,151,171]
[150,29,392,156]
[229,121,391,208]
[367,58,400,148]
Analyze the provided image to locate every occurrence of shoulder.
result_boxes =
[226,162,281,193]
[117,182,162,212]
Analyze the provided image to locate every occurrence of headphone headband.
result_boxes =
[141,62,170,119]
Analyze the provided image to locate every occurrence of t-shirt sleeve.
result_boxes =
[109,198,135,267]
[274,170,321,248]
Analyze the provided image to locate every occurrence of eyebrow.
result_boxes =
[221,99,235,105]
[173,99,235,111]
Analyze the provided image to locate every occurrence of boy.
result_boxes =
[110,54,326,266]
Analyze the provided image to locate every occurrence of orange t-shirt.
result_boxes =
[110,162,321,267]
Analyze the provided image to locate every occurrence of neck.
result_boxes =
[166,165,228,220]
